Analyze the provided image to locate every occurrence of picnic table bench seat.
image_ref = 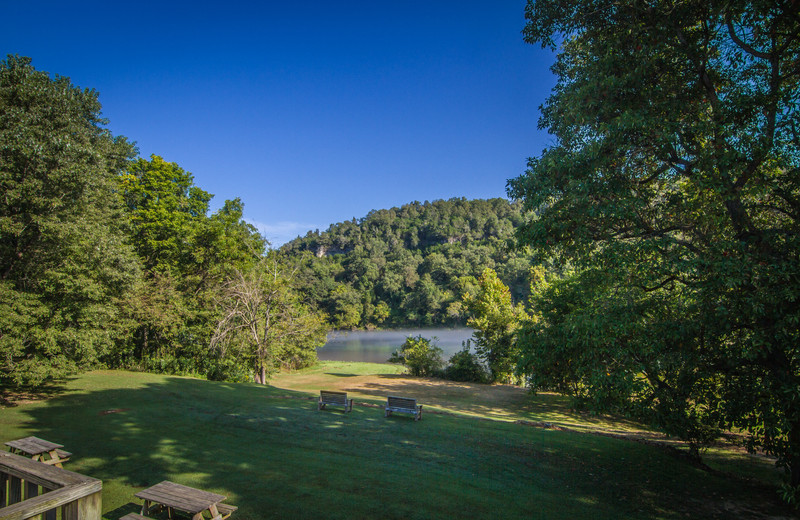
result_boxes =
[216,502,238,519]
[384,396,422,421]
[52,448,72,463]
[318,390,353,412]
[119,514,155,520]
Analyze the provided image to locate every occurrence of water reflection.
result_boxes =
[317,328,475,363]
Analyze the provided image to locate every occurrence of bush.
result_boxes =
[444,342,489,383]
[388,335,444,377]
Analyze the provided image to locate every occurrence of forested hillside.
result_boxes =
[281,198,534,329]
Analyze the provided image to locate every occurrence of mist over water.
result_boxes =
[317,328,475,363]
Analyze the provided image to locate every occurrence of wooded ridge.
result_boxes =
[281,198,535,329]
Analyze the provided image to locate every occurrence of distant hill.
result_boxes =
[281,198,533,329]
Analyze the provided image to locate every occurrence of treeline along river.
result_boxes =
[317,328,474,363]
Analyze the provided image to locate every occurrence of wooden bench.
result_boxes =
[318,390,353,412]
[120,514,155,520]
[5,436,72,467]
[47,448,72,465]
[384,396,422,421]
[216,502,238,519]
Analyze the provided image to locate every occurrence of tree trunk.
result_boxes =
[253,361,267,385]
[254,360,263,384]
[790,419,800,489]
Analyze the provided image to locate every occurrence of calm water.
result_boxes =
[317,328,475,363]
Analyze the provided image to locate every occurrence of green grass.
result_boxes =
[0,364,791,519]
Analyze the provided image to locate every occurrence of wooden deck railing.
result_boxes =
[0,451,101,520]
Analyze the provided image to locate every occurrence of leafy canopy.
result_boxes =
[0,55,140,385]
[508,0,800,497]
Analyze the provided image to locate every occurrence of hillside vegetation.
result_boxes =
[282,198,535,329]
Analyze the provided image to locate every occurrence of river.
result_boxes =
[317,328,475,363]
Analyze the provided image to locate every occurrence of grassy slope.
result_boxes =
[0,364,792,520]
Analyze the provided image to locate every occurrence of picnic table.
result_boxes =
[5,436,72,468]
[136,480,236,520]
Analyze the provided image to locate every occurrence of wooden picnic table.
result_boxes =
[5,436,72,468]
[136,480,234,520]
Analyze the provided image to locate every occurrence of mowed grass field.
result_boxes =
[0,363,793,520]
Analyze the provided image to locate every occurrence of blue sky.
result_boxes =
[3,1,556,246]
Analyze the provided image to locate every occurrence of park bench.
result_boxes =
[384,396,422,421]
[318,390,353,412]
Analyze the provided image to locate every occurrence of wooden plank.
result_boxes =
[0,451,90,488]
[5,437,63,457]
[216,502,237,519]
[120,514,156,520]
[1,473,7,507]
[0,480,102,520]
[136,481,225,515]
[75,489,102,520]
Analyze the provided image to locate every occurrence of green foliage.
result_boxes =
[388,335,444,377]
[283,198,534,328]
[462,268,528,383]
[0,57,267,385]
[444,342,489,383]
[211,253,328,383]
[114,154,266,375]
[510,0,800,495]
[0,55,140,385]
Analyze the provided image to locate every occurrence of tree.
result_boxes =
[211,253,327,384]
[508,0,800,498]
[388,335,444,377]
[116,155,265,372]
[462,268,527,383]
[0,55,140,385]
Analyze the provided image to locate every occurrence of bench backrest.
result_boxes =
[320,391,348,405]
[387,396,418,410]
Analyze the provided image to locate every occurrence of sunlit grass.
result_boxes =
[0,366,790,520]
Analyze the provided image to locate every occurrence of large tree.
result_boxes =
[0,55,140,385]
[211,253,327,384]
[462,268,527,383]
[508,0,800,498]
[116,155,265,371]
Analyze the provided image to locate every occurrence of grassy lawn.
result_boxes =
[0,363,792,520]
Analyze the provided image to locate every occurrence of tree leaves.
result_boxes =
[510,0,800,495]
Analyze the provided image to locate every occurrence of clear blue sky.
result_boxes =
[3,1,556,246]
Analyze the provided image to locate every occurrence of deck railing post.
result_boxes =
[62,490,101,520]
[0,452,102,520]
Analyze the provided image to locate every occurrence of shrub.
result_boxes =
[388,335,444,377]
[445,342,489,383]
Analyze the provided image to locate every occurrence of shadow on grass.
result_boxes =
[323,373,359,377]
[13,372,793,520]
[0,379,72,407]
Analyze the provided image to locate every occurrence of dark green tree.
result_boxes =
[0,55,140,385]
[388,335,444,377]
[116,155,265,372]
[508,0,800,498]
